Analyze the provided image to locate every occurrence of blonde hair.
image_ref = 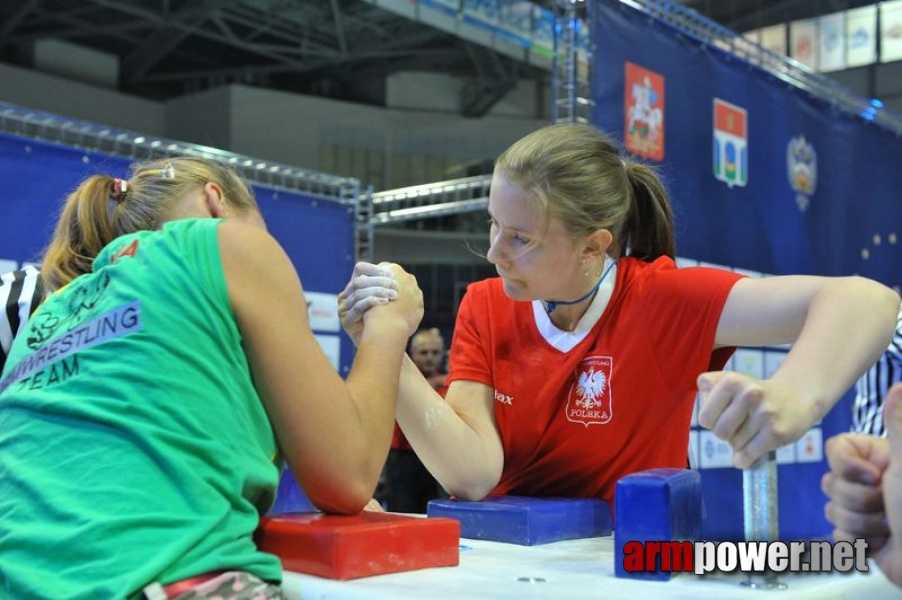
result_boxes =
[41,157,259,291]
[494,123,675,261]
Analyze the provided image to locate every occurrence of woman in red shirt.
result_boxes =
[340,123,899,505]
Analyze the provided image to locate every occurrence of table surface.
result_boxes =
[281,535,902,600]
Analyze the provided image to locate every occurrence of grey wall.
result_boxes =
[224,83,545,189]
[165,87,234,154]
[0,62,165,136]
[0,62,546,192]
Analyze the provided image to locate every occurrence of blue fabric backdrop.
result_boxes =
[592,0,902,288]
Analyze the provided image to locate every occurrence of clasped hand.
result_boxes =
[339,261,417,343]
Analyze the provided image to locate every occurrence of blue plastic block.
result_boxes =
[426,495,612,545]
[269,468,319,515]
[614,468,701,581]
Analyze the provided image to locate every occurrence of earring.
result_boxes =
[582,258,589,277]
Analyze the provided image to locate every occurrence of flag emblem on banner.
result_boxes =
[787,135,817,211]
[624,62,665,161]
[713,98,748,187]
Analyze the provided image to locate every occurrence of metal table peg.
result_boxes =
[741,450,787,591]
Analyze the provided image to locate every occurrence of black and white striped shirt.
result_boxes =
[852,305,902,437]
[0,266,44,373]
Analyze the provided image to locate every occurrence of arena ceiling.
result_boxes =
[0,0,876,113]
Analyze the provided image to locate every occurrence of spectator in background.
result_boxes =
[383,328,449,513]
[853,305,902,437]
[410,328,449,392]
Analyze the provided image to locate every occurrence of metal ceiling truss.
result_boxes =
[369,175,492,226]
[0,100,359,201]
[552,0,594,124]
[0,0,467,98]
[460,42,519,118]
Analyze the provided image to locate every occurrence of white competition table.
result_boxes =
[281,534,902,600]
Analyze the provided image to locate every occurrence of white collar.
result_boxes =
[531,256,617,353]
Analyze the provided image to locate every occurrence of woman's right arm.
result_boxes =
[395,363,504,500]
[218,222,422,514]
[339,262,504,500]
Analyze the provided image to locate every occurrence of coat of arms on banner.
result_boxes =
[713,98,748,188]
[787,135,817,211]
[566,356,614,426]
[624,62,664,161]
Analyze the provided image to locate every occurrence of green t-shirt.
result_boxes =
[0,219,281,599]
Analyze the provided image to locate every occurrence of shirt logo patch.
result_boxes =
[566,356,613,426]
[0,300,142,395]
[494,390,514,405]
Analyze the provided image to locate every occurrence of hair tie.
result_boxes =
[112,178,129,201]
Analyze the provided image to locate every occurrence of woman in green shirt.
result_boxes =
[0,157,422,599]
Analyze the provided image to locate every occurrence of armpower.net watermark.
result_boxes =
[622,540,869,575]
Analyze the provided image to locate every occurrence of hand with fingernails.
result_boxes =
[338,261,403,345]
[696,371,820,469]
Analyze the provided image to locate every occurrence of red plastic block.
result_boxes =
[254,512,461,580]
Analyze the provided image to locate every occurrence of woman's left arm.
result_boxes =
[699,275,900,468]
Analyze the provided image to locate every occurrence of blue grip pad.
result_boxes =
[615,468,702,580]
[427,495,612,545]
[269,468,318,515]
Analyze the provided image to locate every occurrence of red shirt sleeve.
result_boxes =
[446,280,495,388]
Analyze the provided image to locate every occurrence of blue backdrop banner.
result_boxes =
[592,0,902,290]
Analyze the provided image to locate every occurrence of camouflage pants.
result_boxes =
[144,571,286,599]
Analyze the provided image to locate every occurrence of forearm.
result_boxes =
[291,328,410,514]
[395,357,502,499]
[341,321,411,481]
[773,277,900,419]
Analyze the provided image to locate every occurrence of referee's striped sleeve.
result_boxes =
[852,305,902,437]
[1,266,44,373]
